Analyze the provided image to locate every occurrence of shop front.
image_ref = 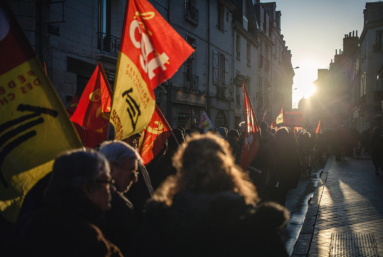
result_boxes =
[170,89,206,128]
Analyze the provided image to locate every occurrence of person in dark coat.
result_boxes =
[12,149,122,257]
[226,129,240,160]
[370,127,383,175]
[271,127,301,206]
[151,128,185,190]
[99,140,142,256]
[134,133,290,257]
[123,133,154,224]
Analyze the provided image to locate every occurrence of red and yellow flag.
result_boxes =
[315,120,322,134]
[138,105,172,165]
[0,3,82,222]
[240,82,261,171]
[276,107,283,125]
[110,0,194,140]
[71,62,112,148]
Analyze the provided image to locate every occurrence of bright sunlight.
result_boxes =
[303,84,316,98]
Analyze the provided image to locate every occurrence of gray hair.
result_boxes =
[46,149,110,201]
[99,140,142,166]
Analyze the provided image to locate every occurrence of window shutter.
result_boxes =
[224,56,229,86]
[213,50,218,84]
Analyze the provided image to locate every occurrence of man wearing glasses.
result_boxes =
[99,141,142,256]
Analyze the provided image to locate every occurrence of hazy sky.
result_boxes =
[275,0,371,108]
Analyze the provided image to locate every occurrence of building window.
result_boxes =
[213,50,218,84]
[215,111,227,128]
[236,35,241,59]
[247,43,251,66]
[185,36,198,90]
[376,31,383,51]
[98,0,115,55]
[218,4,224,32]
[360,72,367,96]
[184,0,198,25]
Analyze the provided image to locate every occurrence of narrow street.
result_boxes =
[282,160,327,255]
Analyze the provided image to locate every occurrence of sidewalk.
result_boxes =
[292,155,383,256]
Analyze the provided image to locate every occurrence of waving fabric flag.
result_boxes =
[240,82,261,171]
[138,105,172,165]
[110,0,194,140]
[199,111,214,132]
[315,120,322,134]
[0,3,82,222]
[276,107,283,124]
[283,111,303,127]
[71,62,112,148]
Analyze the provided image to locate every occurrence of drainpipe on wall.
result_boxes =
[206,0,211,117]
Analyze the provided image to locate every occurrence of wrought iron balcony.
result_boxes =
[184,5,198,25]
[97,32,120,58]
[184,72,199,91]
[217,86,225,99]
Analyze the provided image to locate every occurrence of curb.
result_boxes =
[290,156,333,256]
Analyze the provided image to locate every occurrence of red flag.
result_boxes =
[110,0,194,140]
[138,105,172,165]
[240,82,261,171]
[66,93,80,116]
[71,62,112,148]
[315,120,322,134]
[65,93,85,142]
[262,110,267,122]
[283,111,303,127]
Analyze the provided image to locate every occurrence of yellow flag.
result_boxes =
[0,3,82,222]
[110,0,194,140]
[276,107,284,125]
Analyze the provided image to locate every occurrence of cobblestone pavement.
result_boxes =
[292,155,383,256]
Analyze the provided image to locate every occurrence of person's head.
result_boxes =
[227,129,240,142]
[239,121,246,134]
[218,127,227,139]
[154,133,258,206]
[271,128,276,134]
[168,128,184,154]
[100,141,141,193]
[274,127,289,143]
[303,131,311,140]
[260,121,268,132]
[46,149,113,211]
[122,132,142,149]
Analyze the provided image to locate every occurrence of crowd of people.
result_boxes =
[2,121,380,256]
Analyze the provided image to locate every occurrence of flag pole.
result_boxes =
[242,82,263,145]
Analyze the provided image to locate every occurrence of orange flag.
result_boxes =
[110,0,194,140]
[240,82,261,171]
[315,120,321,134]
[71,62,112,148]
[138,105,172,165]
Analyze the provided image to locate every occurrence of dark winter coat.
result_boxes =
[97,191,139,256]
[132,191,289,257]
[13,193,122,257]
[370,134,383,159]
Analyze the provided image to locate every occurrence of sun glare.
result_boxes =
[303,84,316,98]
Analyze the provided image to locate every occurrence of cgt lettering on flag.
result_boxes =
[111,0,194,140]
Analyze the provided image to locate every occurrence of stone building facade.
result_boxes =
[9,0,294,130]
[303,2,383,132]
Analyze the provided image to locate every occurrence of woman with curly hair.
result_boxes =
[133,133,289,257]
